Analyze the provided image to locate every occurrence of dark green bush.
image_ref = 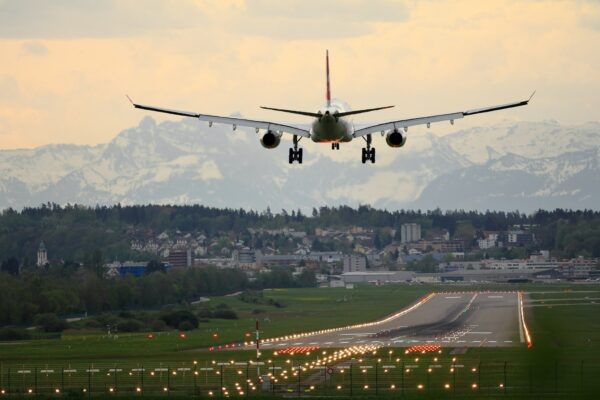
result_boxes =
[116,319,143,332]
[0,326,32,341]
[33,313,69,332]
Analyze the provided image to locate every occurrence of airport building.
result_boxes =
[341,271,416,284]
[105,261,171,278]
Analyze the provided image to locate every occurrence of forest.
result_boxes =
[0,262,316,331]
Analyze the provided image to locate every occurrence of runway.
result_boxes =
[256,292,522,349]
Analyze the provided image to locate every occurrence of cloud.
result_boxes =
[0,0,205,39]
[0,0,600,150]
[21,41,48,55]
[245,0,409,22]
[0,75,20,105]
[233,0,410,39]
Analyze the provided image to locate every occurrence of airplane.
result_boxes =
[128,50,533,164]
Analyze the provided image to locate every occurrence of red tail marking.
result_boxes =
[326,50,331,106]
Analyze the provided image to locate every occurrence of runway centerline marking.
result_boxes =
[339,333,373,336]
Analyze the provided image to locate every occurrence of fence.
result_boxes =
[1,358,600,398]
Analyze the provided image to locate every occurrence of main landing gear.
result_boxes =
[361,134,375,164]
[289,135,303,164]
[331,143,340,150]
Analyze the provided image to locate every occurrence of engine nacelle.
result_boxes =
[260,130,282,149]
[385,129,407,148]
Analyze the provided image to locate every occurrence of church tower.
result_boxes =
[37,241,48,267]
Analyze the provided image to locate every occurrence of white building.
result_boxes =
[400,223,421,244]
[478,238,498,249]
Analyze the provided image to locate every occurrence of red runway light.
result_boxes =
[405,344,441,354]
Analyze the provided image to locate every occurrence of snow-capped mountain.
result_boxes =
[0,117,599,212]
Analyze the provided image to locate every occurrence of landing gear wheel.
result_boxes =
[361,134,375,164]
[331,143,340,150]
[289,135,303,164]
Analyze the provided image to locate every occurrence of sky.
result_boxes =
[0,0,599,149]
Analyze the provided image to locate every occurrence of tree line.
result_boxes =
[0,263,316,328]
[1,204,600,264]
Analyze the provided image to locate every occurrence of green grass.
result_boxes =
[0,285,432,362]
[3,283,600,397]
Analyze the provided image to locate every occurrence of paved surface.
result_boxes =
[258,292,521,349]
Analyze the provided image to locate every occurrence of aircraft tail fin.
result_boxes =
[326,50,331,107]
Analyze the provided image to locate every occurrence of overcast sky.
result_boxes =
[0,0,599,148]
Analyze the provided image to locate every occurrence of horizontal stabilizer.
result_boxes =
[260,106,321,118]
[336,105,394,118]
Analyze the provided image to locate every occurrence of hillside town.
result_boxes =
[90,222,600,285]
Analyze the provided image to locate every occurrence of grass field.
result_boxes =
[0,285,432,362]
[2,282,600,398]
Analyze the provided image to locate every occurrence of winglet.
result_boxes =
[126,94,134,105]
[528,90,536,102]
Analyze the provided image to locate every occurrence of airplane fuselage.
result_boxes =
[310,103,354,143]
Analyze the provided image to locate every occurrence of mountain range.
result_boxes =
[1,117,599,212]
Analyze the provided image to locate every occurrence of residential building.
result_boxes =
[168,249,192,268]
[343,254,367,273]
[234,248,257,263]
[400,223,421,244]
[508,231,535,246]
[409,239,464,253]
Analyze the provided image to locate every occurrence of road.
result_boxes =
[256,292,522,349]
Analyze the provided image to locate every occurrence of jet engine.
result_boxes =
[385,129,407,148]
[260,130,282,149]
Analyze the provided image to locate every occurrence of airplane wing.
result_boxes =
[128,97,311,138]
[352,93,534,138]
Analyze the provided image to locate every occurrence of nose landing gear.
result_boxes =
[361,134,375,164]
[331,143,340,150]
[289,135,303,164]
